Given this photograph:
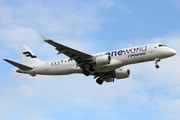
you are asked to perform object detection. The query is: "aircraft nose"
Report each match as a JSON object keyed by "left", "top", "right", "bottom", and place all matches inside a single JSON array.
[{"left": 169, "top": 48, "right": 177, "bottom": 56}]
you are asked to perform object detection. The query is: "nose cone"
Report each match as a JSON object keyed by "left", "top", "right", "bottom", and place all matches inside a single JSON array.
[{"left": 169, "top": 48, "right": 177, "bottom": 56}]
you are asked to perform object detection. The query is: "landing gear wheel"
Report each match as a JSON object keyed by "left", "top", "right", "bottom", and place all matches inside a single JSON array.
[
  {"left": 155, "top": 64, "right": 159, "bottom": 69},
  {"left": 96, "top": 78, "right": 103, "bottom": 85},
  {"left": 83, "top": 70, "right": 90, "bottom": 76}
]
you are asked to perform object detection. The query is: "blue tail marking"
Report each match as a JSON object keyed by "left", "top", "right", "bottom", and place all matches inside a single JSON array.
[{"left": 23, "top": 52, "right": 37, "bottom": 58}]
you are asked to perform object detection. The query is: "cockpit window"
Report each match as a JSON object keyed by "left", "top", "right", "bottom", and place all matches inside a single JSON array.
[{"left": 159, "top": 44, "right": 166, "bottom": 47}]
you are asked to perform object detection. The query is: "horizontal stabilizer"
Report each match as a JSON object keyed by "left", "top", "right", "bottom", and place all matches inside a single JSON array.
[{"left": 3, "top": 59, "right": 33, "bottom": 70}]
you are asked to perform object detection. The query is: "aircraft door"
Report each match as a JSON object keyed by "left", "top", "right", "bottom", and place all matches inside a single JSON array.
[
  {"left": 45, "top": 63, "right": 49, "bottom": 71},
  {"left": 149, "top": 45, "right": 154, "bottom": 53}
]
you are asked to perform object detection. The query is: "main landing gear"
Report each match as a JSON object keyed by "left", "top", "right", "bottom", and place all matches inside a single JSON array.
[
  {"left": 83, "top": 70, "right": 90, "bottom": 76},
  {"left": 155, "top": 58, "right": 160, "bottom": 69},
  {"left": 89, "top": 65, "right": 95, "bottom": 72},
  {"left": 96, "top": 78, "right": 103, "bottom": 85},
  {"left": 83, "top": 70, "right": 103, "bottom": 85},
  {"left": 82, "top": 64, "right": 95, "bottom": 76}
]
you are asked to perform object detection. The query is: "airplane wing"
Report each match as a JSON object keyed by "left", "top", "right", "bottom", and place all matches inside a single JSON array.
[
  {"left": 39, "top": 33, "right": 93, "bottom": 63},
  {"left": 3, "top": 59, "right": 33, "bottom": 70}
]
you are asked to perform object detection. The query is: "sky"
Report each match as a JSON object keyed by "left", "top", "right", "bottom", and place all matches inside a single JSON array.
[{"left": 0, "top": 0, "right": 180, "bottom": 120}]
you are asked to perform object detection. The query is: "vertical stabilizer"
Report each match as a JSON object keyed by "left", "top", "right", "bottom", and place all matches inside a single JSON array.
[{"left": 20, "top": 45, "right": 43, "bottom": 66}]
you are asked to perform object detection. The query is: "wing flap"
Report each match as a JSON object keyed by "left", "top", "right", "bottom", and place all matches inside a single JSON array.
[{"left": 4, "top": 59, "right": 33, "bottom": 70}]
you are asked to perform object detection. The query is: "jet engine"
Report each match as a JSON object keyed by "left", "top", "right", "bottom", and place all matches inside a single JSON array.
[
  {"left": 115, "top": 69, "right": 130, "bottom": 79},
  {"left": 93, "top": 55, "right": 111, "bottom": 66}
]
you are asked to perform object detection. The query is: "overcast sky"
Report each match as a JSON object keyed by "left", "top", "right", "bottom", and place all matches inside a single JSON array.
[{"left": 0, "top": 0, "right": 180, "bottom": 120}]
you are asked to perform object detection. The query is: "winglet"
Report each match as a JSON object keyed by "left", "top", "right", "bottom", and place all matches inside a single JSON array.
[{"left": 39, "top": 32, "right": 50, "bottom": 41}]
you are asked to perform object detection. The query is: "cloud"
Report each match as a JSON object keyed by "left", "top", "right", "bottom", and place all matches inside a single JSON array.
[
  {"left": 100, "top": 0, "right": 115, "bottom": 8},
  {"left": 150, "top": 97, "right": 180, "bottom": 120},
  {"left": 0, "top": 99, "right": 51, "bottom": 120},
  {"left": 123, "top": 33, "right": 180, "bottom": 119},
  {"left": 2, "top": 31, "right": 180, "bottom": 120},
  {"left": 0, "top": 66, "right": 150, "bottom": 119},
  {"left": 1, "top": 84, "right": 35, "bottom": 99},
  {"left": 0, "top": 27, "right": 39, "bottom": 49},
  {"left": 0, "top": 83, "right": 50, "bottom": 120},
  {"left": 105, "top": 31, "right": 180, "bottom": 119},
  {"left": 0, "top": 0, "right": 125, "bottom": 61},
  {"left": 1, "top": 0, "right": 180, "bottom": 120},
  {"left": 0, "top": 0, "right": 102, "bottom": 35}
]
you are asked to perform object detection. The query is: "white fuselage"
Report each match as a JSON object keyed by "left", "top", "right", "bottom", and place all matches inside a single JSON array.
[{"left": 24, "top": 43, "right": 176, "bottom": 76}]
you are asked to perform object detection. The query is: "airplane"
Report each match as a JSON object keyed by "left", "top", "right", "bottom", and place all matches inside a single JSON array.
[{"left": 4, "top": 33, "right": 177, "bottom": 85}]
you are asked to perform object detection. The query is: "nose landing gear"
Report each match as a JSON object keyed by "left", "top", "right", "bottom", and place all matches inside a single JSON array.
[
  {"left": 155, "top": 58, "right": 160, "bottom": 69},
  {"left": 155, "top": 64, "right": 159, "bottom": 69}
]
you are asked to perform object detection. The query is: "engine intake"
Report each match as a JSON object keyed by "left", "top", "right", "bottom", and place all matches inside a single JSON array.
[
  {"left": 93, "top": 55, "right": 111, "bottom": 66},
  {"left": 115, "top": 69, "right": 130, "bottom": 79}
]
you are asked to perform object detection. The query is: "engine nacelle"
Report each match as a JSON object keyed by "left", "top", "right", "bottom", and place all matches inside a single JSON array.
[
  {"left": 93, "top": 55, "right": 111, "bottom": 66},
  {"left": 115, "top": 69, "right": 130, "bottom": 79}
]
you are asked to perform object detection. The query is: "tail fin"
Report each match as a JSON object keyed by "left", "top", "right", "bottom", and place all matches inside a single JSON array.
[{"left": 20, "top": 45, "right": 43, "bottom": 66}]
